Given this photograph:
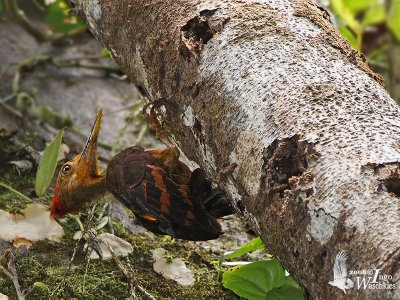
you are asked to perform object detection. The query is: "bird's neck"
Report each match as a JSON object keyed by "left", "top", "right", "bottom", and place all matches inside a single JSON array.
[{"left": 80, "top": 174, "right": 107, "bottom": 199}]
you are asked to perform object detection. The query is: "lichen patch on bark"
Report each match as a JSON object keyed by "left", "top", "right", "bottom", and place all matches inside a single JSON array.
[{"left": 307, "top": 207, "right": 337, "bottom": 245}]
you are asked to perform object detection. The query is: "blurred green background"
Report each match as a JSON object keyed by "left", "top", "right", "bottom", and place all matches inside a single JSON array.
[{"left": 323, "top": 0, "right": 400, "bottom": 103}]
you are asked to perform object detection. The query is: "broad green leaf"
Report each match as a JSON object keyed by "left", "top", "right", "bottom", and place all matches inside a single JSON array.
[
  {"left": 265, "top": 286, "right": 304, "bottom": 300},
  {"left": 342, "top": 0, "right": 375, "bottom": 14},
  {"left": 388, "top": 0, "right": 400, "bottom": 41},
  {"left": 362, "top": 4, "right": 385, "bottom": 26},
  {"left": 0, "top": 0, "right": 4, "bottom": 12},
  {"left": 45, "top": 0, "right": 85, "bottom": 34},
  {"left": 338, "top": 24, "right": 359, "bottom": 50},
  {"left": 34, "top": 282, "right": 50, "bottom": 292},
  {"left": 265, "top": 275, "right": 304, "bottom": 299},
  {"left": 222, "top": 260, "right": 285, "bottom": 300},
  {"left": 224, "top": 237, "right": 265, "bottom": 260},
  {"left": 35, "top": 129, "right": 64, "bottom": 196},
  {"left": 282, "top": 275, "right": 301, "bottom": 289}
]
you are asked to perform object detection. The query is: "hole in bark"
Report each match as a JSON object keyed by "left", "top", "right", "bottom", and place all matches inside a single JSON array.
[
  {"left": 181, "top": 13, "right": 214, "bottom": 45},
  {"left": 383, "top": 178, "right": 400, "bottom": 197},
  {"left": 180, "top": 9, "right": 229, "bottom": 59},
  {"left": 269, "top": 138, "right": 306, "bottom": 184},
  {"left": 262, "top": 135, "right": 317, "bottom": 201},
  {"left": 372, "top": 163, "right": 400, "bottom": 197}
]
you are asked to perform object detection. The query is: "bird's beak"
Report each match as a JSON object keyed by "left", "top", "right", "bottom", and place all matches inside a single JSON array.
[{"left": 80, "top": 107, "right": 103, "bottom": 176}]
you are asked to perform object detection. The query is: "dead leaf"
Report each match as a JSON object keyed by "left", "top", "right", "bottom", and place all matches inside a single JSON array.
[{"left": 152, "top": 248, "right": 194, "bottom": 287}]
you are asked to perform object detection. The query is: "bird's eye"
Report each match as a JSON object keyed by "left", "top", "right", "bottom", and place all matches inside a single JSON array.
[{"left": 62, "top": 164, "right": 72, "bottom": 174}]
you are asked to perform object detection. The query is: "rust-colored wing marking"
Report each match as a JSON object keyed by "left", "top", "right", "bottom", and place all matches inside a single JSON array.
[{"left": 106, "top": 146, "right": 226, "bottom": 240}]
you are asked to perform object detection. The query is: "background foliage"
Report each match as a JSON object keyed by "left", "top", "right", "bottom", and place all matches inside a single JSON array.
[{"left": 324, "top": 0, "right": 400, "bottom": 103}]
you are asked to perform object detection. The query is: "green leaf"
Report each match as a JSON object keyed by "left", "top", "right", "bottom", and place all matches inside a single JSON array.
[
  {"left": 338, "top": 24, "right": 359, "bottom": 50},
  {"left": 342, "top": 0, "right": 375, "bottom": 14},
  {"left": 0, "top": 0, "right": 4, "bottom": 12},
  {"left": 100, "top": 48, "right": 111, "bottom": 58},
  {"left": 331, "top": 0, "right": 363, "bottom": 36},
  {"left": 265, "top": 275, "right": 304, "bottom": 299},
  {"left": 388, "top": 0, "right": 400, "bottom": 41},
  {"left": 265, "top": 286, "right": 304, "bottom": 300},
  {"left": 45, "top": 0, "right": 86, "bottom": 34},
  {"left": 224, "top": 237, "right": 265, "bottom": 260},
  {"left": 281, "top": 275, "right": 301, "bottom": 289},
  {"left": 35, "top": 129, "right": 64, "bottom": 196},
  {"left": 222, "top": 260, "right": 285, "bottom": 300},
  {"left": 34, "top": 282, "right": 50, "bottom": 292},
  {"left": 362, "top": 4, "right": 385, "bottom": 26}
]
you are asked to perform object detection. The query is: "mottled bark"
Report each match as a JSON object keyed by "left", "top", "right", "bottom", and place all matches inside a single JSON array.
[{"left": 72, "top": 0, "right": 400, "bottom": 299}]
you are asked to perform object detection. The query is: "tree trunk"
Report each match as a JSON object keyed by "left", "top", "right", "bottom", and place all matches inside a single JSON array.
[{"left": 72, "top": 0, "right": 400, "bottom": 299}]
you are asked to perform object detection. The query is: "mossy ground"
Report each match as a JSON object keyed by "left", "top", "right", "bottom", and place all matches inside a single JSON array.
[
  {"left": 0, "top": 173, "right": 35, "bottom": 213},
  {"left": 0, "top": 128, "right": 238, "bottom": 299},
  {"left": 0, "top": 171, "right": 237, "bottom": 300}
]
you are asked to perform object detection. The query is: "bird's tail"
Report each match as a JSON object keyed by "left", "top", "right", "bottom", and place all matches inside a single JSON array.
[{"left": 188, "top": 168, "right": 234, "bottom": 218}]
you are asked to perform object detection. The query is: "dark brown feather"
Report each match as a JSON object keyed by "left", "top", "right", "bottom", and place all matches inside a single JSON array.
[{"left": 106, "top": 146, "right": 227, "bottom": 240}]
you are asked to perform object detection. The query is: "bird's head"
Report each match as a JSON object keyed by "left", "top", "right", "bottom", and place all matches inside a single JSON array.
[{"left": 50, "top": 108, "right": 106, "bottom": 218}]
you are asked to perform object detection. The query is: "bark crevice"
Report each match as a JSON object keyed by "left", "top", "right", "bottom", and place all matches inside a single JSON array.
[
  {"left": 180, "top": 8, "right": 229, "bottom": 60},
  {"left": 374, "top": 162, "right": 400, "bottom": 197},
  {"left": 260, "top": 135, "right": 317, "bottom": 207}
]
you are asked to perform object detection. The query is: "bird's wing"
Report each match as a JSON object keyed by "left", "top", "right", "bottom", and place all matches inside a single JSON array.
[
  {"left": 106, "top": 146, "right": 148, "bottom": 189},
  {"left": 145, "top": 148, "right": 191, "bottom": 184},
  {"left": 333, "top": 251, "right": 349, "bottom": 280},
  {"left": 107, "top": 147, "right": 222, "bottom": 240}
]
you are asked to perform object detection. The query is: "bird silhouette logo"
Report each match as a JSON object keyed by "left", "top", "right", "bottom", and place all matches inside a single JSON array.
[{"left": 328, "top": 251, "right": 354, "bottom": 294}]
